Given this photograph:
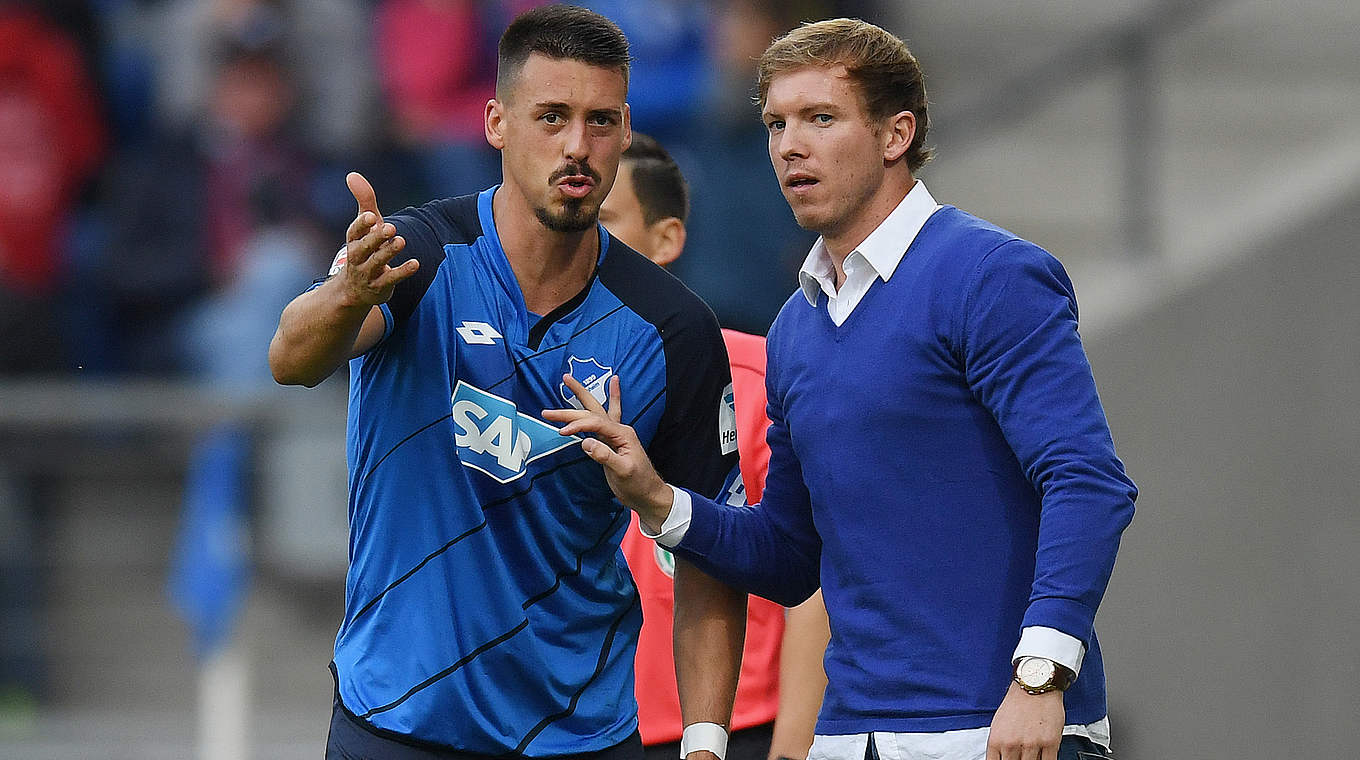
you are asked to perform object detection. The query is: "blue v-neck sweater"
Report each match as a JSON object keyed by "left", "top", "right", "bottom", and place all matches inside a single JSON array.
[{"left": 673, "top": 206, "right": 1137, "bottom": 734}]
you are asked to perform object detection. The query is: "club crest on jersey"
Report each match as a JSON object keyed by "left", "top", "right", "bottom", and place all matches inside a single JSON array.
[
  {"left": 560, "top": 356, "right": 614, "bottom": 409},
  {"left": 718, "top": 382, "right": 738, "bottom": 455},
  {"left": 451, "top": 381, "right": 578, "bottom": 483}
]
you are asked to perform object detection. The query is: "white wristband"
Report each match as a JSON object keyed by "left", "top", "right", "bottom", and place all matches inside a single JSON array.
[{"left": 679, "top": 722, "right": 728, "bottom": 759}]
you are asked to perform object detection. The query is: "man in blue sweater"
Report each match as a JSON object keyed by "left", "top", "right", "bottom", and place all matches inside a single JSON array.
[{"left": 547, "top": 17, "right": 1136, "bottom": 760}]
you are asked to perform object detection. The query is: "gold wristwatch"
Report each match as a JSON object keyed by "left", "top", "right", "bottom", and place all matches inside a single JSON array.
[{"left": 1012, "top": 656, "right": 1074, "bottom": 695}]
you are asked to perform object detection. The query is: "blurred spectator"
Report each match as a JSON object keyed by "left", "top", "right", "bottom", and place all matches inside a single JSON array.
[
  {"left": 371, "top": 0, "right": 510, "bottom": 196},
  {"left": 149, "top": 0, "right": 377, "bottom": 157},
  {"left": 98, "top": 26, "right": 321, "bottom": 378},
  {"left": 669, "top": 0, "right": 817, "bottom": 334},
  {"left": 0, "top": 4, "right": 106, "bottom": 374},
  {"left": 577, "top": 0, "right": 712, "bottom": 146}
]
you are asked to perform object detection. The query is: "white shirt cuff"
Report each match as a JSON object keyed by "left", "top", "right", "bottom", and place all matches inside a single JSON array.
[
  {"left": 639, "top": 485, "right": 692, "bottom": 548},
  {"left": 1012, "top": 626, "right": 1086, "bottom": 677}
]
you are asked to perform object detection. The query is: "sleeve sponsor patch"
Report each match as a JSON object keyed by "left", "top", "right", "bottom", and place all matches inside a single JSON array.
[
  {"left": 718, "top": 382, "right": 738, "bottom": 455},
  {"left": 327, "top": 245, "right": 348, "bottom": 277}
]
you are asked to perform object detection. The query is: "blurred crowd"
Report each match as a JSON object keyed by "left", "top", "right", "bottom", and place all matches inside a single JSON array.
[{"left": 0, "top": 0, "right": 894, "bottom": 384}]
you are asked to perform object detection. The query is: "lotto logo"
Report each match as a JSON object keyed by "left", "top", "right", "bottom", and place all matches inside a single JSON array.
[
  {"left": 451, "top": 381, "right": 577, "bottom": 483},
  {"left": 457, "top": 321, "right": 503, "bottom": 345}
]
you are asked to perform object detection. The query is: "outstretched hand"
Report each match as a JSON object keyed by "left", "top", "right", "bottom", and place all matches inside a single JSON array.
[
  {"left": 337, "top": 171, "right": 419, "bottom": 307},
  {"left": 543, "top": 375, "right": 675, "bottom": 531}
]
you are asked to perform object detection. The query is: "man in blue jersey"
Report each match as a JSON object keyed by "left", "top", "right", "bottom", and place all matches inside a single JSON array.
[
  {"left": 548, "top": 18, "right": 1137, "bottom": 760},
  {"left": 269, "top": 6, "right": 744, "bottom": 758}
]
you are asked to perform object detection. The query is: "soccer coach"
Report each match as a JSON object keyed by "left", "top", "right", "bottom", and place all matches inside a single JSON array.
[{"left": 548, "top": 17, "right": 1137, "bottom": 760}]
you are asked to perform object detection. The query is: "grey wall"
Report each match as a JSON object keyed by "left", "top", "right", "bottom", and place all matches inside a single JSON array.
[{"left": 1085, "top": 190, "right": 1360, "bottom": 759}]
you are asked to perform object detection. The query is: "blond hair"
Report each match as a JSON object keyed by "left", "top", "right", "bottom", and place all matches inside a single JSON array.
[{"left": 757, "top": 18, "right": 933, "bottom": 172}]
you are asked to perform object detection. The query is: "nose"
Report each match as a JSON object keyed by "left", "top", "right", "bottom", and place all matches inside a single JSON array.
[
  {"left": 775, "top": 123, "right": 807, "bottom": 162},
  {"left": 563, "top": 119, "right": 590, "bottom": 163}
]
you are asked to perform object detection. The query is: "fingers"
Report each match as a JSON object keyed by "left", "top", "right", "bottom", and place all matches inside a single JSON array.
[
  {"left": 986, "top": 733, "right": 1057, "bottom": 760},
  {"left": 562, "top": 374, "right": 607, "bottom": 414},
  {"left": 347, "top": 217, "right": 397, "bottom": 266},
  {"left": 371, "top": 256, "right": 419, "bottom": 290},
  {"left": 347, "top": 171, "right": 380, "bottom": 216},
  {"left": 364, "top": 233, "right": 406, "bottom": 270},
  {"left": 580, "top": 437, "right": 617, "bottom": 466},
  {"left": 546, "top": 410, "right": 614, "bottom": 439},
  {"left": 606, "top": 375, "right": 621, "bottom": 422}
]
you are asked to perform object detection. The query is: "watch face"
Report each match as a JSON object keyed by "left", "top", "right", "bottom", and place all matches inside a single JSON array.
[{"left": 1017, "top": 657, "right": 1055, "bottom": 687}]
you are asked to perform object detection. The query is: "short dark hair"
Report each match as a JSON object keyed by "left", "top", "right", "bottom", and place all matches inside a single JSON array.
[
  {"left": 622, "top": 133, "right": 688, "bottom": 225},
  {"left": 497, "top": 5, "right": 630, "bottom": 97}
]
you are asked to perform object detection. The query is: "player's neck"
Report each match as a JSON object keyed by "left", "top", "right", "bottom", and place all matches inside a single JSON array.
[{"left": 493, "top": 187, "right": 599, "bottom": 315}]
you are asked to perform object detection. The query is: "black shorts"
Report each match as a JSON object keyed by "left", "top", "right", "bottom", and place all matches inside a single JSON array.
[{"left": 326, "top": 697, "right": 645, "bottom": 760}]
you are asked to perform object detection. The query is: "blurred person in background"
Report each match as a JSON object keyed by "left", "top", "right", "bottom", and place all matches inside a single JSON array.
[
  {"left": 599, "top": 132, "right": 830, "bottom": 760},
  {"left": 149, "top": 0, "right": 376, "bottom": 158},
  {"left": 0, "top": 2, "right": 105, "bottom": 374},
  {"left": 575, "top": 0, "right": 710, "bottom": 149},
  {"left": 668, "top": 0, "right": 817, "bottom": 335},
  {"left": 99, "top": 20, "right": 321, "bottom": 377},
  {"left": 0, "top": 0, "right": 106, "bottom": 725},
  {"left": 270, "top": 7, "right": 744, "bottom": 757},
  {"left": 373, "top": 0, "right": 548, "bottom": 198},
  {"left": 548, "top": 18, "right": 1136, "bottom": 760}
]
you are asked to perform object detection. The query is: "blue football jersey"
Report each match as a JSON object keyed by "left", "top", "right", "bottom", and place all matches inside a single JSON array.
[{"left": 328, "top": 187, "right": 736, "bottom": 755}]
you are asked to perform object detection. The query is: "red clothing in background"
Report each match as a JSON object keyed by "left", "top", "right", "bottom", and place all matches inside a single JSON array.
[
  {"left": 623, "top": 329, "right": 783, "bottom": 745},
  {"left": 0, "top": 8, "right": 104, "bottom": 294}
]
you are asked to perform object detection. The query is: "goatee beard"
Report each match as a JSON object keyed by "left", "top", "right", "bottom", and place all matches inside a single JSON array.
[{"left": 536, "top": 201, "right": 597, "bottom": 233}]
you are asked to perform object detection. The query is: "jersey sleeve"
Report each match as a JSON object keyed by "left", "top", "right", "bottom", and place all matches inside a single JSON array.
[
  {"left": 646, "top": 306, "right": 739, "bottom": 502},
  {"left": 381, "top": 205, "right": 449, "bottom": 330},
  {"left": 305, "top": 200, "right": 453, "bottom": 342},
  {"left": 669, "top": 333, "right": 822, "bottom": 607}
]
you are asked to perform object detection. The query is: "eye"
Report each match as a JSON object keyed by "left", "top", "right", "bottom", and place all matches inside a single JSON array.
[
  {"left": 589, "top": 114, "right": 616, "bottom": 127},
  {"left": 813, "top": 113, "right": 833, "bottom": 124},
  {"left": 541, "top": 112, "right": 563, "bottom": 125},
  {"left": 765, "top": 119, "right": 785, "bottom": 133}
]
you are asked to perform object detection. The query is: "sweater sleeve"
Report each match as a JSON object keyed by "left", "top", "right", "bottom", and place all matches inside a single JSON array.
[
  {"left": 669, "top": 337, "right": 822, "bottom": 607},
  {"left": 959, "top": 241, "right": 1137, "bottom": 647}
]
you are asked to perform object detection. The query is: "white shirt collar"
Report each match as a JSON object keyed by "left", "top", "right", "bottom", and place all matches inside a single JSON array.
[{"left": 797, "top": 180, "right": 942, "bottom": 306}]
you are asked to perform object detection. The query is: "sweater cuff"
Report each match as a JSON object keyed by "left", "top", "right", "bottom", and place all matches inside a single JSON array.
[
  {"left": 1020, "top": 597, "right": 1097, "bottom": 647},
  {"left": 640, "top": 485, "right": 691, "bottom": 548},
  {"left": 674, "top": 487, "right": 718, "bottom": 557}
]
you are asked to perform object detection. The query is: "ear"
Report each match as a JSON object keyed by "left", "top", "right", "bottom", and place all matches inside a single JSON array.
[
  {"left": 485, "top": 99, "right": 506, "bottom": 150},
  {"left": 646, "top": 217, "right": 685, "bottom": 267},
  {"left": 882, "top": 110, "right": 916, "bottom": 163},
  {"left": 621, "top": 102, "right": 633, "bottom": 152}
]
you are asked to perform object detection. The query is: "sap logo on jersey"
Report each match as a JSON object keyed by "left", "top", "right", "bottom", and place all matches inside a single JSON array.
[
  {"left": 560, "top": 356, "right": 613, "bottom": 410},
  {"left": 451, "top": 381, "right": 578, "bottom": 483}
]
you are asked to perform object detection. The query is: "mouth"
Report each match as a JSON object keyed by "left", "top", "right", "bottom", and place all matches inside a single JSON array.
[
  {"left": 784, "top": 173, "right": 819, "bottom": 193},
  {"left": 551, "top": 163, "right": 600, "bottom": 201},
  {"left": 557, "top": 175, "right": 596, "bottom": 199}
]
